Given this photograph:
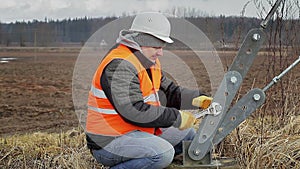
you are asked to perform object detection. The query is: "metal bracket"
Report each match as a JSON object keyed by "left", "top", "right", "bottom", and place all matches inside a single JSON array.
[
  {"left": 187, "top": 24, "right": 267, "bottom": 161},
  {"left": 183, "top": 141, "right": 238, "bottom": 168},
  {"left": 213, "top": 88, "right": 266, "bottom": 145},
  {"left": 183, "top": 0, "right": 283, "bottom": 166},
  {"left": 188, "top": 26, "right": 267, "bottom": 161},
  {"left": 229, "top": 28, "right": 266, "bottom": 79},
  {"left": 188, "top": 71, "right": 242, "bottom": 160}
]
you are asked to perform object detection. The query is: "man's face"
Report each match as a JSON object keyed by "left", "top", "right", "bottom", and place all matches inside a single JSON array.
[{"left": 141, "top": 46, "right": 163, "bottom": 62}]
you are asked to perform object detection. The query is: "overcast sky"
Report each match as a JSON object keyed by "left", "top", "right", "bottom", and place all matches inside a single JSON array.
[{"left": 1, "top": 0, "right": 276, "bottom": 23}]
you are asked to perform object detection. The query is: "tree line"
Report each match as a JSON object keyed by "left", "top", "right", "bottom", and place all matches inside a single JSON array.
[
  {"left": 0, "top": 16, "right": 299, "bottom": 48},
  {"left": 0, "top": 17, "right": 116, "bottom": 47}
]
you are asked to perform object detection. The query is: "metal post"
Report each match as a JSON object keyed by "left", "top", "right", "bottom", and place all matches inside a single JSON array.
[
  {"left": 260, "top": 0, "right": 283, "bottom": 29},
  {"left": 263, "top": 56, "right": 300, "bottom": 92}
]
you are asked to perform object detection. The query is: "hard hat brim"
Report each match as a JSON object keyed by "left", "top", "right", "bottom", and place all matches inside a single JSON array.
[
  {"left": 156, "top": 35, "right": 174, "bottom": 44},
  {"left": 130, "top": 28, "right": 174, "bottom": 44},
  {"left": 151, "top": 34, "right": 174, "bottom": 44}
]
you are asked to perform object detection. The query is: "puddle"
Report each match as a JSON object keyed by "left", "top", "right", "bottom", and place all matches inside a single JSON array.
[
  {"left": 0, "top": 57, "right": 18, "bottom": 63},
  {"left": 0, "top": 57, "right": 33, "bottom": 63}
]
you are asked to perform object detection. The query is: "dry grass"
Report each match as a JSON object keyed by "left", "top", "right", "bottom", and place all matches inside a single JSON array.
[
  {"left": 1, "top": 113, "right": 299, "bottom": 168},
  {"left": 0, "top": 127, "right": 106, "bottom": 169},
  {"left": 223, "top": 115, "right": 300, "bottom": 169},
  {"left": 220, "top": 86, "right": 300, "bottom": 168}
]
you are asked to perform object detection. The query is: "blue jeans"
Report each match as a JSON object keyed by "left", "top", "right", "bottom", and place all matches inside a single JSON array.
[{"left": 91, "top": 127, "right": 195, "bottom": 169}]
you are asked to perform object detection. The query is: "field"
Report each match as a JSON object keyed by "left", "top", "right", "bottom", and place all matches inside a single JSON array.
[
  {"left": 0, "top": 47, "right": 79, "bottom": 136},
  {"left": 0, "top": 47, "right": 300, "bottom": 168}
]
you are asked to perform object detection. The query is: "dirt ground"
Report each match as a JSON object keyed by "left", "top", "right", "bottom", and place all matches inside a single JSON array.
[
  {"left": 0, "top": 47, "right": 299, "bottom": 136},
  {"left": 0, "top": 48, "right": 80, "bottom": 136}
]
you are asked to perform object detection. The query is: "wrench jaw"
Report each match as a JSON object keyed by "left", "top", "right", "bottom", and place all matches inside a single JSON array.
[{"left": 193, "top": 102, "right": 222, "bottom": 119}]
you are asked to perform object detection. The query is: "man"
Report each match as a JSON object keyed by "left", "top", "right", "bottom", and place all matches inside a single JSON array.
[{"left": 86, "top": 12, "right": 212, "bottom": 169}]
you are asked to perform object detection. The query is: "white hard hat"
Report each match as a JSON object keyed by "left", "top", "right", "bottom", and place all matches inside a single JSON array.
[{"left": 130, "top": 12, "right": 173, "bottom": 43}]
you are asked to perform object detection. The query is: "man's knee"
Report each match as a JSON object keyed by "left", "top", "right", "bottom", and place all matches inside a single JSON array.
[{"left": 151, "top": 147, "right": 175, "bottom": 169}]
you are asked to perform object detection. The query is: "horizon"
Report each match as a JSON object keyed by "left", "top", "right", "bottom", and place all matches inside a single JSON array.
[
  {"left": 1, "top": 14, "right": 262, "bottom": 24},
  {"left": 0, "top": 0, "right": 279, "bottom": 24}
]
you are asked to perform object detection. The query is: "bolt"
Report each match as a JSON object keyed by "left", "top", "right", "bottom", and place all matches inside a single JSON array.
[
  {"left": 253, "top": 94, "right": 261, "bottom": 101},
  {"left": 230, "top": 76, "right": 237, "bottom": 84},
  {"left": 194, "top": 149, "right": 201, "bottom": 156},
  {"left": 252, "top": 33, "right": 261, "bottom": 41},
  {"left": 215, "top": 104, "right": 222, "bottom": 112}
]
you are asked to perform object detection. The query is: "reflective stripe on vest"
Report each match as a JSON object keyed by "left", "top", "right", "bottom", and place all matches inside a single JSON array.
[
  {"left": 91, "top": 84, "right": 159, "bottom": 103},
  {"left": 88, "top": 106, "right": 118, "bottom": 115},
  {"left": 90, "top": 85, "right": 106, "bottom": 98},
  {"left": 143, "top": 92, "right": 159, "bottom": 103}
]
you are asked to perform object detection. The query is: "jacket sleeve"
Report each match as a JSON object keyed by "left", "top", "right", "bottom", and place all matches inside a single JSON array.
[
  {"left": 159, "top": 72, "right": 206, "bottom": 110},
  {"left": 100, "top": 59, "right": 181, "bottom": 128}
]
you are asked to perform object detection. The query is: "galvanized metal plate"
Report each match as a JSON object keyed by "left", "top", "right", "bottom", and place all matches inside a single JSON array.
[
  {"left": 182, "top": 141, "right": 238, "bottom": 169},
  {"left": 213, "top": 88, "right": 266, "bottom": 145},
  {"left": 188, "top": 71, "right": 242, "bottom": 160}
]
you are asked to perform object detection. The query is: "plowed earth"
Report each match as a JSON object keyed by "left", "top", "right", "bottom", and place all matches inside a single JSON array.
[{"left": 1, "top": 47, "right": 299, "bottom": 136}]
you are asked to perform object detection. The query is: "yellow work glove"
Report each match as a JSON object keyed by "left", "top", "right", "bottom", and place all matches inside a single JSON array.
[
  {"left": 192, "top": 96, "right": 213, "bottom": 109},
  {"left": 178, "top": 111, "right": 196, "bottom": 130}
]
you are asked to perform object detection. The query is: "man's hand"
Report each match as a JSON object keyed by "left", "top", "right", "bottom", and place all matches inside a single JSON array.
[
  {"left": 192, "top": 96, "right": 213, "bottom": 109},
  {"left": 178, "top": 111, "right": 196, "bottom": 130}
]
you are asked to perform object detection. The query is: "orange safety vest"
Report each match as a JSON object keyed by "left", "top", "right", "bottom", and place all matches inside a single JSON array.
[{"left": 86, "top": 44, "right": 162, "bottom": 136}]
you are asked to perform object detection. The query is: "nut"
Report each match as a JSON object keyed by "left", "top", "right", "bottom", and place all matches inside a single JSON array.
[
  {"left": 252, "top": 33, "right": 261, "bottom": 41},
  {"left": 230, "top": 76, "right": 237, "bottom": 84},
  {"left": 253, "top": 94, "right": 261, "bottom": 101},
  {"left": 194, "top": 149, "right": 201, "bottom": 156}
]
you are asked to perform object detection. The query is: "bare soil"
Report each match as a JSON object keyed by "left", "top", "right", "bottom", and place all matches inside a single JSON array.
[
  {"left": 0, "top": 48, "right": 79, "bottom": 136},
  {"left": 0, "top": 47, "right": 299, "bottom": 136}
]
